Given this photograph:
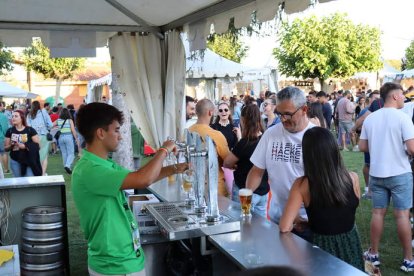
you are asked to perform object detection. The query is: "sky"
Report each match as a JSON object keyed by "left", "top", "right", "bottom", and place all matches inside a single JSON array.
[{"left": 242, "top": 0, "right": 414, "bottom": 68}]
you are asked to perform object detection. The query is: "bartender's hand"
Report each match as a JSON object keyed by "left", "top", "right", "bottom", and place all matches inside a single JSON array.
[
  {"left": 161, "top": 140, "right": 177, "bottom": 155},
  {"left": 175, "top": 163, "right": 189, "bottom": 174}
]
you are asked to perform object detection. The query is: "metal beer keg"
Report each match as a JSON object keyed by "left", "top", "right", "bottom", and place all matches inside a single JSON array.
[{"left": 21, "top": 206, "right": 65, "bottom": 275}]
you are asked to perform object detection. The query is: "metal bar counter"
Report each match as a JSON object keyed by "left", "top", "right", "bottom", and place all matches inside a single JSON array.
[{"left": 148, "top": 178, "right": 366, "bottom": 276}]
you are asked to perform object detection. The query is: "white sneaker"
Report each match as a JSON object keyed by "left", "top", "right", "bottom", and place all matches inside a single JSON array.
[{"left": 352, "top": 145, "right": 360, "bottom": 152}]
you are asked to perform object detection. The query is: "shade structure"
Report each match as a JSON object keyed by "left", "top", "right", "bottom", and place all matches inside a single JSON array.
[{"left": 0, "top": 81, "right": 38, "bottom": 99}]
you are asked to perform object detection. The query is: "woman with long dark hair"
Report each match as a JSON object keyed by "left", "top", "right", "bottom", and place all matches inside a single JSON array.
[
  {"left": 307, "top": 102, "right": 326, "bottom": 128},
  {"left": 211, "top": 102, "right": 238, "bottom": 150},
  {"left": 279, "top": 127, "right": 363, "bottom": 270},
  {"left": 229, "top": 96, "right": 241, "bottom": 127},
  {"left": 223, "top": 105, "right": 269, "bottom": 217},
  {"left": 26, "top": 100, "right": 52, "bottom": 175},
  {"left": 53, "top": 108, "right": 80, "bottom": 174},
  {"left": 4, "top": 110, "right": 41, "bottom": 176}
]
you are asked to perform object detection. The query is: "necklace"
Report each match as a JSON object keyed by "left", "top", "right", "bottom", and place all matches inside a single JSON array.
[{"left": 218, "top": 120, "right": 229, "bottom": 127}]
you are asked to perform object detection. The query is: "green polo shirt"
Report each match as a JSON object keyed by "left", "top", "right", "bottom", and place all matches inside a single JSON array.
[{"left": 72, "top": 150, "right": 145, "bottom": 274}]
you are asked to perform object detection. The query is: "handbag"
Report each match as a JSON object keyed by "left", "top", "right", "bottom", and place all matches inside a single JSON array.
[
  {"left": 54, "top": 119, "right": 67, "bottom": 140},
  {"left": 40, "top": 110, "right": 53, "bottom": 141}
]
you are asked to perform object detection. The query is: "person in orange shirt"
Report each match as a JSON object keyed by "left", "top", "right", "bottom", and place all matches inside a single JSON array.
[{"left": 189, "top": 99, "right": 230, "bottom": 197}]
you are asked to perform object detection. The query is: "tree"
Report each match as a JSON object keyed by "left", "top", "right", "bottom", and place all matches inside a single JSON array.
[
  {"left": 22, "top": 39, "right": 84, "bottom": 104},
  {"left": 273, "top": 13, "right": 382, "bottom": 87},
  {"left": 207, "top": 33, "right": 248, "bottom": 63},
  {"left": 0, "top": 42, "right": 14, "bottom": 75},
  {"left": 404, "top": 40, "right": 414, "bottom": 69}
]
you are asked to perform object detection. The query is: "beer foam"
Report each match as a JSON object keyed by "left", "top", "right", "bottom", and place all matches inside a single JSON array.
[{"left": 239, "top": 188, "right": 252, "bottom": 196}]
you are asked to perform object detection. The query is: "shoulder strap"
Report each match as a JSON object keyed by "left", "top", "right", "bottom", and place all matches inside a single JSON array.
[{"left": 60, "top": 119, "right": 68, "bottom": 130}]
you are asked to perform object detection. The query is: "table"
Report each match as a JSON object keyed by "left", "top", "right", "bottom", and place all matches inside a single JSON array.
[
  {"left": 148, "top": 178, "right": 367, "bottom": 276},
  {"left": 0, "top": 245, "right": 20, "bottom": 276}
]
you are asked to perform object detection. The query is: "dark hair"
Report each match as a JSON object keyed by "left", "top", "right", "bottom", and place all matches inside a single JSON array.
[
  {"left": 29, "top": 101, "right": 41, "bottom": 119},
  {"left": 52, "top": 106, "right": 59, "bottom": 113},
  {"left": 308, "top": 91, "right": 316, "bottom": 96},
  {"left": 369, "top": 90, "right": 379, "bottom": 98},
  {"left": 13, "top": 109, "right": 27, "bottom": 127},
  {"left": 380, "top": 82, "right": 403, "bottom": 100},
  {"left": 67, "top": 104, "right": 75, "bottom": 110},
  {"left": 44, "top": 102, "right": 50, "bottom": 108},
  {"left": 229, "top": 96, "right": 237, "bottom": 114},
  {"left": 241, "top": 105, "right": 263, "bottom": 141},
  {"left": 186, "top": 96, "right": 195, "bottom": 104},
  {"left": 316, "top": 91, "right": 327, "bottom": 98},
  {"left": 57, "top": 103, "right": 62, "bottom": 106},
  {"left": 76, "top": 103, "right": 124, "bottom": 144},
  {"left": 59, "top": 108, "right": 72, "bottom": 120},
  {"left": 265, "top": 91, "right": 272, "bottom": 98},
  {"left": 302, "top": 127, "right": 353, "bottom": 208},
  {"left": 307, "top": 102, "right": 326, "bottom": 128}
]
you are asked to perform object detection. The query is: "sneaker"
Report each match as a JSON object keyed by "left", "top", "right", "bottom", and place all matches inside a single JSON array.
[
  {"left": 353, "top": 145, "right": 360, "bottom": 152},
  {"left": 64, "top": 167, "right": 72, "bottom": 175},
  {"left": 343, "top": 147, "right": 350, "bottom": 152},
  {"left": 4, "top": 169, "right": 10, "bottom": 174},
  {"left": 363, "top": 249, "right": 380, "bottom": 266},
  {"left": 401, "top": 259, "right": 414, "bottom": 272}
]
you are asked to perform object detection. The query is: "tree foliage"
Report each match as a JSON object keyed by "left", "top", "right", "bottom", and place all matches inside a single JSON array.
[
  {"left": 207, "top": 33, "right": 248, "bottom": 63},
  {"left": 22, "top": 39, "right": 84, "bottom": 81},
  {"left": 0, "top": 42, "right": 14, "bottom": 75},
  {"left": 273, "top": 13, "right": 382, "bottom": 83},
  {"left": 404, "top": 40, "right": 414, "bottom": 70}
]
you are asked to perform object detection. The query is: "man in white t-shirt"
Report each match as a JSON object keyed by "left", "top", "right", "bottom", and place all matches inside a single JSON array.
[
  {"left": 359, "top": 82, "right": 414, "bottom": 272},
  {"left": 247, "top": 86, "right": 315, "bottom": 240}
]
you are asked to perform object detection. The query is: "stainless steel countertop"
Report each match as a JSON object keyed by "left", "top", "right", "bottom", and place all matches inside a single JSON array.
[
  {"left": 148, "top": 178, "right": 367, "bottom": 275},
  {"left": 0, "top": 175, "right": 65, "bottom": 189}
]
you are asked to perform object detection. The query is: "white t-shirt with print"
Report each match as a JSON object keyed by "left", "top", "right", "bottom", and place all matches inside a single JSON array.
[
  {"left": 360, "top": 107, "right": 414, "bottom": 178},
  {"left": 250, "top": 122, "right": 315, "bottom": 223}
]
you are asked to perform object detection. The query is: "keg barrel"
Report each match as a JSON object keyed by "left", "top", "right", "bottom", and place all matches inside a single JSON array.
[{"left": 21, "top": 206, "right": 66, "bottom": 275}]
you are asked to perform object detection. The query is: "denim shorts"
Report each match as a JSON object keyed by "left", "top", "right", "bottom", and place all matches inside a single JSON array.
[
  {"left": 370, "top": 172, "right": 413, "bottom": 210},
  {"left": 0, "top": 141, "right": 5, "bottom": 154},
  {"left": 364, "top": 152, "right": 370, "bottom": 166},
  {"left": 339, "top": 120, "right": 354, "bottom": 134}
]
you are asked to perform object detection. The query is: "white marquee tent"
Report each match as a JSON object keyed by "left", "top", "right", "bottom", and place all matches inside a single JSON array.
[
  {"left": 0, "top": 81, "right": 38, "bottom": 99},
  {"left": 0, "top": 0, "right": 334, "bottom": 147}
]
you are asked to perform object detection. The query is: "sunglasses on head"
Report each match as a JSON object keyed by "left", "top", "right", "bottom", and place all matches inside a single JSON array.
[{"left": 219, "top": 108, "right": 229, "bottom": 113}]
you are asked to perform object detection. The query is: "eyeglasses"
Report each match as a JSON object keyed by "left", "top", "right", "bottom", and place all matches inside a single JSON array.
[
  {"left": 219, "top": 109, "right": 229, "bottom": 113},
  {"left": 276, "top": 106, "right": 304, "bottom": 120},
  {"left": 263, "top": 102, "right": 273, "bottom": 107}
]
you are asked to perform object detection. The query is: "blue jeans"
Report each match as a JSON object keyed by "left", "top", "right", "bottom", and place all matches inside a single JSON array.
[
  {"left": 10, "top": 158, "right": 34, "bottom": 177},
  {"left": 232, "top": 184, "right": 268, "bottom": 218},
  {"left": 59, "top": 134, "right": 75, "bottom": 168},
  {"left": 370, "top": 172, "right": 413, "bottom": 210}
]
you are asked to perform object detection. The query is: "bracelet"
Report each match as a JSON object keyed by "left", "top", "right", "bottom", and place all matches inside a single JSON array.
[{"left": 158, "top": 147, "right": 168, "bottom": 156}]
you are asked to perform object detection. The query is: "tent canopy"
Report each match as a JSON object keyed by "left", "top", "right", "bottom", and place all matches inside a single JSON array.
[
  {"left": 0, "top": 81, "right": 38, "bottom": 99},
  {"left": 0, "top": 0, "right": 335, "bottom": 54}
]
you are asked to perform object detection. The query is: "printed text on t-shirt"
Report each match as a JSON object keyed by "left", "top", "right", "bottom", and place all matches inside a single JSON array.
[{"left": 271, "top": 142, "right": 302, "bottom": 163}]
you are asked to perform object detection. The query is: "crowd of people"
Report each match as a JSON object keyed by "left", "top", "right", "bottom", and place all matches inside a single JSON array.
[
  {"left": 0, "top": 100, "right": 84, "bottom": 177},
  {"left": 63, "top": 82, "right": 414, "bottom": 275},
  {"left": 183, "top": 83, "right": 414, "bottom": 273}
]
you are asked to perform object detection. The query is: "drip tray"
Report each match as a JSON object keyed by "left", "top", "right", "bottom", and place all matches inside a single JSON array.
[{"left": 145, "top": 202, "right": 240, "bottom": 240}]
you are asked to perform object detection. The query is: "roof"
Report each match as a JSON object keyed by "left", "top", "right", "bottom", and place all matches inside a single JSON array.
[{"left": 0, "top": 0, "right": 335, "bottom": 54}]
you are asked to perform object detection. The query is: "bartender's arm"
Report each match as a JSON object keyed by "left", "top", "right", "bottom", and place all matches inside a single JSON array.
[
  {"left": 121, "top": 140, "right": 188, "bottom": 190},
  {"left": 246, "top": 165, "right": 265, "bottom": 192}
]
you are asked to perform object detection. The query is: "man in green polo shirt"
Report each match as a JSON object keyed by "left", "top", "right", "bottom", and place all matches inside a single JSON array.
[{"left": 72, "top": 103, "right": 187, "bottom": 276}]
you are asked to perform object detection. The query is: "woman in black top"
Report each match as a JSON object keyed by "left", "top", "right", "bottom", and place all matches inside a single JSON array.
[
  {"left": 211, "top": 102, "right": 238, "bottom": 150},
  {"left": 279, "top": 127, "right": 363, "bottom": 270},
  {"left": 223, "top": 105, "right": 269, "bottom": 218},
  {"left": 5, "top": 110, "right": 41, "bottom": 177}
]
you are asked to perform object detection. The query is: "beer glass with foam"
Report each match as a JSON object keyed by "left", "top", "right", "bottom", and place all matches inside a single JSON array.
[{"left": 239, "top": 188, "right": 253, "bottom": 217}]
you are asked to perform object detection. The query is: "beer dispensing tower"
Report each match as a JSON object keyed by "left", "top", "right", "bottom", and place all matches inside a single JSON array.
[{"left": 144, "top": 131, "right": 240, "bottom": 240}]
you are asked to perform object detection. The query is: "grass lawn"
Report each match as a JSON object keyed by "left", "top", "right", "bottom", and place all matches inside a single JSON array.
[{"left": 27, "top": 151, "right": 408, "bottom": 275}]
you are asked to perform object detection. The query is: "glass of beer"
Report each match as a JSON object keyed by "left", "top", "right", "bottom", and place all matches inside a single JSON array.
[
  {"left": 182, "top": 169, "right": 194, "bottom": 202},
  {"left": 239, "top": 188, "right": 253, "bottom": 217}
]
